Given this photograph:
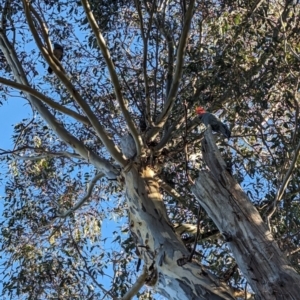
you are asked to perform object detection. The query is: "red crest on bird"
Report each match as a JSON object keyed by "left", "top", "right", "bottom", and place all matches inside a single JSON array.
[{"left": 196, "top": 107, "right": 206, "bottom": 115}]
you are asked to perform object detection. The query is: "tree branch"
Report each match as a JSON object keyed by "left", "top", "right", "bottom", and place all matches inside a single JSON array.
[
  {"left": 182, "top": 229, "right": 220, "bottom": 243},
  {"left": 0, "top": 76, "right": 90, "bottom": 125},
  {"left": 118, "top": 266, "right": 148, "bottom": 300},
  {"left": 266, "top": 138, "right": 300, "bottom": 230},
  {"left": 154, "top": 115, "right": 199, "bottom": 152},
  {"left": 0, "top": 147, "right": 82, "bottom": 161},
  {"left": 0, "top": 0, "right": 10, "bottom": 32},
  {"left": 22, "top": 2, "right": 63, "bottom": 76},
  {"left": 135, "top": 0, "right": 155, "bottom": 127},
  {"left": 22, "top": 0, "right": 127, "bottom": 166},
  {"left": 0, "top": 29, "right": 119, "bottom": 179},
  {"left": 147, "top": 0, "right": 195, "bottom": 141},
  {"left": 146, "top": 0, "right": 174, "bottom": 99},
  {"left": 174, "top": 223, "right": 198, "bottom": 235},
  {"left": 157, "top": 177, "right": 189, "bottom": 206},
  {"left": 29, "top": 2, "right": 52, "bottom": 51},
  {"left": 191, "top": 126, "right": 300, "bottom": 298},
  {"left": 12, "top": 151, "right": 81, "bottom": 161},
  {"left": 287, "top": 247, "right": 300, "bottom": 256},
  {"left": 80, "top": 0, "right": 144, "bottom": 157},
  {"left": 57, "top": 172, "right": 104, "bottom": 218}
]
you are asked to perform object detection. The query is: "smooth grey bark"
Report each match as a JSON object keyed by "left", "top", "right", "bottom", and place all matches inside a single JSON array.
[
  {"left": 120, "top": 136, "right": 234, "bottom": 300},
  {"left": 124, "top": 166, "right": 234, "bottom": 300},
  {"left": 191, "top": 127, "right": 300, "bottom": 300}
]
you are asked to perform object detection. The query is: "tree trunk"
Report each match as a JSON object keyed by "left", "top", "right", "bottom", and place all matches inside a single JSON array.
[
  {"left": 191, "top": 127, "right": 300, "bottom": 300},
  {"left": 124, "top": 165, "right": 235, "bottom": 299}
]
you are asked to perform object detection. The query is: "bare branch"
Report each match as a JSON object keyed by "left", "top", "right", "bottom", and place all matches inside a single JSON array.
[
  {"left": 266, "top": 138, "right": 300, "bottom": 230},
  {"left": 0, "top": 147, "right": 82, "bottom": 161},
  {"left": 135, "top": 0, "right": 155, "bottom": 126},
  {"left": 174, "top": 223, "right": 198, "bottom": 235},
  {"left": 22, "top": 0, "right": 127, "bottom": 166},
  {"left": 151, "top": 79, "right": 208, "bottom": 152},
  {"left": 287, "top": 247, "right": 300, "bottom": 257},
  {"left": 12, "top": 151, "right": 81, "bottom": 161},
  {"left": 0, "top": 76, "right": 90, "bottom": 125},
  {"left": 57, "top": 172, "right": 104, "bottom": 218},
  {"left": 157, "top": 177, "right": 189, "bottom": 206},
  {"left": 0, "top": 29, "right": 118, "bottom": 179},
  {"left": 80, "top": 0, "right": 144, "bottom": 157},
  {"left": 147, "top": 0, "right": 195, "bottom": 141},
  {"left": 29, "top": 3, "right": 52, "bottom": 51},
  {"left": 22, "top": 1, "right": 63, "bottom": 75},
  {"left": 183, "top": 101, "right": 194, "bottom": 184},
  {"left": 145, "top": 0, "right": 174, "bottom": 99},
  {"left": 154, "top": 114, "right": 199, "bottom": 152},
  {"left": 1, "top": 0, "right": 10, "bottom": 31},
  {"left": 119, "top": 266, "right": 148, "bottom": 300}
]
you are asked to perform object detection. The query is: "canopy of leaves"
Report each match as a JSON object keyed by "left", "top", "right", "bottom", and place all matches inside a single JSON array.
[{"left": 0, "top": 0, "right": 299, "bottom": 299}]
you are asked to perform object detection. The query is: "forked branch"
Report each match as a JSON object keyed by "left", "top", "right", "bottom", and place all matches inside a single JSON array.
[
  {"left": 57, "top": 172, "right": 104, "bottom": 218},
  {"left": 22, "top": 0, "right": 127, "bottom": 166},
  {"left": 147, "top": 0, "right": 195, "bottom": 141},
  {"left": 0, "top": 28, "right": 118, "bottom": 179},
  {"left": 80, "top": 0, "right": 144, "bottom": 157}
]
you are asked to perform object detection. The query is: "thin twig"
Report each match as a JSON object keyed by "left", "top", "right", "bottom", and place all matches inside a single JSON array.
[
  {"left": 12, "top": 115, "right": 35, "bottom": 151},
  {"left": 266, "top": 139, "right": 300, "bottom": 231},
  {"left": 57, "top": 172, "right": 104, "bottom": 218},
  {"left": 135, "top": 0, "right": 155, "bottom": 127},
  {"left": 12, "top": 151, "right": 81, "bottom": 161},
  {"left": 183, "top": 101, "right": 194, "bottom": 184},
  {"left": 0, "top": 76, "right": 90, "bottom": 125},
  {"left": 120, "top": 266, "right": 148, "bottom": 300},
  {"left": 189, "top": 207, "right": 201, "bottom": 261},
  {"left": 69, "top": 225, "right": 115, "bottom": 298}
]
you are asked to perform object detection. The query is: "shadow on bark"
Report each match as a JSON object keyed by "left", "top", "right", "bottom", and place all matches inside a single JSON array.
[
  {"left": 191, "top": 126, "right": 300, "bottom": 300},
  {"left": 121, "top": 134, "right": 235, "bottom": 300}
]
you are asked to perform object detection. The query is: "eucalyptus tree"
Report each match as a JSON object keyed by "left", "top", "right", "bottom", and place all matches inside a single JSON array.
[{"left": 0, "top": 0, "right": 300, "bottom": 299}]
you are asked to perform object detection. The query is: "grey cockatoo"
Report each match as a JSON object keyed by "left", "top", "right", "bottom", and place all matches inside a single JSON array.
[
  {"left": 48, "top": 43, "right": 64, "bottom": 74},
  {"left": 196, "top": 107, "right": 231, "bottom": 139}
]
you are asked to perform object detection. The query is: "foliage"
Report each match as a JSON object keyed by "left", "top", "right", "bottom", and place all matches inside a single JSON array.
[{"left": 0, "top": 0, "right": 299, "bottom": 299}]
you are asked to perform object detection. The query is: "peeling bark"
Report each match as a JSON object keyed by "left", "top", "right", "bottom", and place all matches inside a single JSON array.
[
  {"left": 191, "top": 127, "right": 300, "bottom": 300},
  {"left": 118, "top": 134, "right": 234, "bottom": 299},
  {"left": 123, "top": 165, "right": 234, "bottom": 300}
]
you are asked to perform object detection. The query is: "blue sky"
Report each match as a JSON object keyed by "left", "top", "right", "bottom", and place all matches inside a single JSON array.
[
  {"left": 0, "top": 98, "right": 32, "bottom": 294},
  {"left": 0, "top": 97, "right": 32, "bottom": 195}
]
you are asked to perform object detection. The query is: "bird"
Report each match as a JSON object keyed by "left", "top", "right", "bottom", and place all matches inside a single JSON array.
[
  {"left": 196, "top": 107, "right": 231, "bottom": 139},
  {"left": 48, "top": 43, "right": 64, "bottom": 74}
]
